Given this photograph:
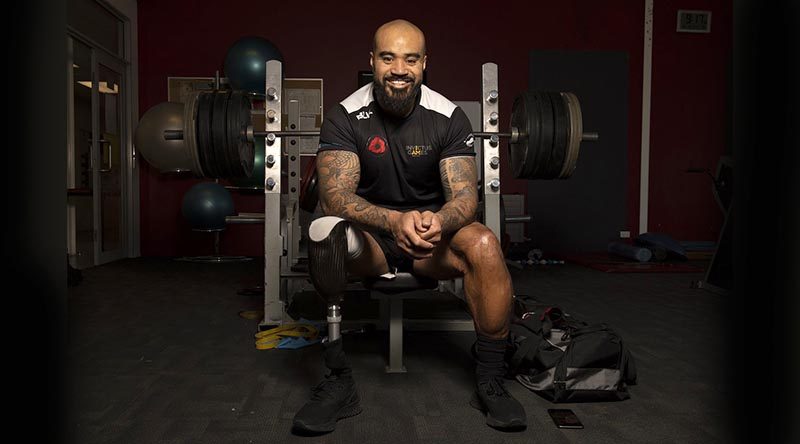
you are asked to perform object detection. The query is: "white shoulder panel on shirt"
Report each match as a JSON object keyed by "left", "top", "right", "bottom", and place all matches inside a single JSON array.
[
  {"left": 340, "top": 83, "right": 375, "bottom": 114},
  {"left": 419, "top": 85, "right": 457, "bottom": 118}
]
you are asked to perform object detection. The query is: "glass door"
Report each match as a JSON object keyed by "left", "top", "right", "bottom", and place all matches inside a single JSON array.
[
  {"left": 91, "top": 50, "right": 127, "bottom": 264},
  {"left": 68, "top": 37, "right": 95, "bottom": 269}
]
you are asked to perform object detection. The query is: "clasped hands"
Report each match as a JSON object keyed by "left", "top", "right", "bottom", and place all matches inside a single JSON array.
[{"left": 389, "top": 210, "right": 442, "bottom": 259}]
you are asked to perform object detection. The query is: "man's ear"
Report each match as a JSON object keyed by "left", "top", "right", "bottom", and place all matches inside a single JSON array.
[
  {"left": 369, "top": 52, "right": 374, "bottom": 70},
  {"left": 422, "top": 55, "right": 427, "bottom": 71}
]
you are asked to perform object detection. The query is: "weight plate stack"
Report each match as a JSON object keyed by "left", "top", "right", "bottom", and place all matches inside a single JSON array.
[
  {"left": 196, "top": 91, "right": 218, "bottom": 178},
  {"left": 508, "top": 93, "right": 527, "bottom": 179},
  {"left": 529, "top": 91, "right": 554, "bottom": 180},
  {"left": 211, "top": 91, "right": 232, "bottom": 178},
  {"left": 228, "top": 91, "right": 254, "bottom": 178}
]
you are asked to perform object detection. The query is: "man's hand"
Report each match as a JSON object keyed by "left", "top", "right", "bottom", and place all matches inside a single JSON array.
[
  {"left": 389, "top": 211, "right": 435, "bottom": 259},
  {"left": 418, "top": 211, "right": 442, "bottom": 244}
]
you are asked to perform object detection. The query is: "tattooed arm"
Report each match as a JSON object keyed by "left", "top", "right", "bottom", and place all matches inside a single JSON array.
[
  {"left": 317, "top": 149, "right": 436, "bottom": 257},
  {"left": 436, "top": 156, "right": 479, "bottom": 234},
  {"left": 316, "top": 150, "right": 399, "bottom": 232}
]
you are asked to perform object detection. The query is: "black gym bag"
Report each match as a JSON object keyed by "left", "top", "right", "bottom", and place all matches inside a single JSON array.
[{"left": 506, "top": 295, "right": 638, "bottom": 403}]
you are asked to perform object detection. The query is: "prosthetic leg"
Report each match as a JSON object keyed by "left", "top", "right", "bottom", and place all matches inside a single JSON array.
[{"left": 292, "top": 217, "right": 364, "bottom": 434}]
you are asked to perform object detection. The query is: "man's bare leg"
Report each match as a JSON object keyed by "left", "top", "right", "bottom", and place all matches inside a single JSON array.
[
  {"left": 412, "top": 222, "right": 513, "bottom": 338},
  {"left": 413, "top": 221, "right": 526, "bottom": 430}
]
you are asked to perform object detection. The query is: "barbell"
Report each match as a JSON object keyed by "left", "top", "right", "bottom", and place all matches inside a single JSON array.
[{"left": 145, "top": 89, "right": 597, "bottom": 182}]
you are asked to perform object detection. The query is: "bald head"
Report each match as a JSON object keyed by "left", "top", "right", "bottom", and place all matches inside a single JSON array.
[
  {"left": 370, "top": 19, "right": 427, "bottom": 117},
  {"left": 372, "top": 19, "right": 426, "bottom": 55}
]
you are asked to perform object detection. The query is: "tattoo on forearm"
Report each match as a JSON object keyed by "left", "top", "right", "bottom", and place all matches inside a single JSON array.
[
  {"left": 317, "top": 150, "right": 395, "bottom": 232},
  {"left": 438, "top": 157, "right": 478, "bottom": 233},
  {"left": 441, "top": 166, "right": 452, "bottom": 200}
]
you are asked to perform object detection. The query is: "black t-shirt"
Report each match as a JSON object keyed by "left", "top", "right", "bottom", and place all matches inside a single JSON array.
[{"left": 318, "top": 84, "right": 475, "bottom": 212}]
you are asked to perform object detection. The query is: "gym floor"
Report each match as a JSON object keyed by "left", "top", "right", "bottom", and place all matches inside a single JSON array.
[{"left": 65, "top": 257, "right": 733, "bottom": 443}]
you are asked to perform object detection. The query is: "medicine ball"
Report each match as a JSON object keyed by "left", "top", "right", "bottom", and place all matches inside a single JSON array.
[
  {"left": 181, "top": 182, "right": 235, "bottom": 231},
  {"left": 224, "top": 36, "right": 283, "bottom": 94}
]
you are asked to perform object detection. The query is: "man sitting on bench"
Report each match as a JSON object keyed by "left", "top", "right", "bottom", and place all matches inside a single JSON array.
[{"left": 292, "top": 19, "right": 526, "bottom": 434}]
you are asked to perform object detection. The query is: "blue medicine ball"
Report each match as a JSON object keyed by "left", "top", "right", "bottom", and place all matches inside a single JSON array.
[
  {"left": 224, "top": 36, "right": 283, "bottom": 94},
  {"left": 181, "top": 182, "right": 235, "bottom": 231}
]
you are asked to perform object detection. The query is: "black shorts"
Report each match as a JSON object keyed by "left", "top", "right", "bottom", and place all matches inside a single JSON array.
[{"left": 367, "top": 231, "right": 414, "bottom": 273}]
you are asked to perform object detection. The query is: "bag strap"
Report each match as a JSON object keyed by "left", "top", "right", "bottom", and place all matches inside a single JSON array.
[
  {"left": 568, "top": 323, "right": 611, "bottom": 338},
  {"left": 509, "top": 333, "right": 544, "bottom": 371}
]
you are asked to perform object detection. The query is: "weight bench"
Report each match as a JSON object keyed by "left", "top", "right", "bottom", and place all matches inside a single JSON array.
[{"left": 363, "top": 272, "right": 464, "bottom": 373}]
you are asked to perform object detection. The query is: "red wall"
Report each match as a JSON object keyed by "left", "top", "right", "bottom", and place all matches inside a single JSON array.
[
  {"left": 650, "top": 0, "right": 730, "bottom": 240},
  {"left": 138, "top": 0, "right": 731, "bottom": 256}
]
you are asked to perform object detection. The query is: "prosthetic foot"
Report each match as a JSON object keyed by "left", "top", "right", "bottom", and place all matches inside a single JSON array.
[{"left": 292, "top": 338, "right": 362, "bottom": 433}]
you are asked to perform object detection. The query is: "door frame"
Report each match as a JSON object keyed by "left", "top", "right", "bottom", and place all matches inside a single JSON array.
[{"left": 67, "top": 12, "right": 138, "bottom": 267}]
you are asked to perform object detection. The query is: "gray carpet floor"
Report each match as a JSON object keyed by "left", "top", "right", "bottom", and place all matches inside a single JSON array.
[{"left": 65, "top": 257, "right": 733, "bottom": 443}]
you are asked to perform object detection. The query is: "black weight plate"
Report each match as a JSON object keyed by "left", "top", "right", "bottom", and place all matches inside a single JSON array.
[
  {"left": 527, "top": 92, "right": 543, "bottom": 179},
  {"left": 225, "top": 91, "right": 242, "bottom": 177},
  {"left": 540, "top": 91, "right": 557, "bottom": 179},
  {"left": 513, "top": 92, "right": 542, "bottom": 179},
  {"left": 542, "top": 92, "right": 562, "bottom": 179},
  {"left": 525, "top": 92, "right": 545, "bottom": 180},
  {"left": 528, "top": 92, "right": 552, "bottom": 179},
  {"left": 240, "top": 93, "right": 255, "bottom": 177},
  {"left": 205, "top": 91, "right": 222, "bottom": 178},
  {"left": 196, "top": 92, "right": 217, "bottom": 178},
  {"left": 211, "top": 91, "right": 232, "bottom": 178},
  {"left": 546, "top": 92, "right": 569, "bottom": 179},
  {"left": 230, "top": 91, "right": 254, "bottom": 178},
  {"left": 509, "top": 93, "right": 529, "bottom": 179},
  {"left": 222, "top": 91, "right": 238, "bottom": 178}
]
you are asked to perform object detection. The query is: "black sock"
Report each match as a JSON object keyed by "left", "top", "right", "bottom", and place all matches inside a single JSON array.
[
  {"left": 323, "top": 337, "right": 352, "bottom": 378},
  {"left": 473, "top": 334, "right": 509, "bottom": 380}
]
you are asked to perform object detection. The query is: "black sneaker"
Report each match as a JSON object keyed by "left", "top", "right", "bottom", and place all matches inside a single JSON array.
[
  {"left": 292, "top": 374, "right": 362, "bottom": 434},
  {"left": 469, "top": 376, "right": 527, "bottom": 430}
]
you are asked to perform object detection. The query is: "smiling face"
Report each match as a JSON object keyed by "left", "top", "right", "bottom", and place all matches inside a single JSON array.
[{"left": 370, "top": 20, "right": 427, "bottom": 117}]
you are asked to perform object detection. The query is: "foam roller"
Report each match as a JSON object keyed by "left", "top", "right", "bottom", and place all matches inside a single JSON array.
[{"left": 608, "top": 242, "right": 652, "bottom": 262}]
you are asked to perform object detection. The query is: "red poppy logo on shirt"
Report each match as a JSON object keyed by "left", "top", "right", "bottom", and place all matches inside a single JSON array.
[{"left": 367, "top": 136, "right": 387, "bottom": 155}]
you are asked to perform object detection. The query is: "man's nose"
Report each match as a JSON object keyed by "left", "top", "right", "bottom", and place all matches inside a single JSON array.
[{"left": 390, "top": 59, "right": 408, "bottom": 76}]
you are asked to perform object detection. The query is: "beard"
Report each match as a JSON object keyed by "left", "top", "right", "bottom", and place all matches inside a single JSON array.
[{"left": 373, "top": 75, "right": 421, "bottom": 118}]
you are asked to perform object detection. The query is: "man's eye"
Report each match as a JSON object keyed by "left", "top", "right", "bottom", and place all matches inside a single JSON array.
[
  {"left": 407, "top": 59, "right": 418, "bottom": 65},
  {"left": 382, "top": 57, "right": 393, "bottom": 63}
]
